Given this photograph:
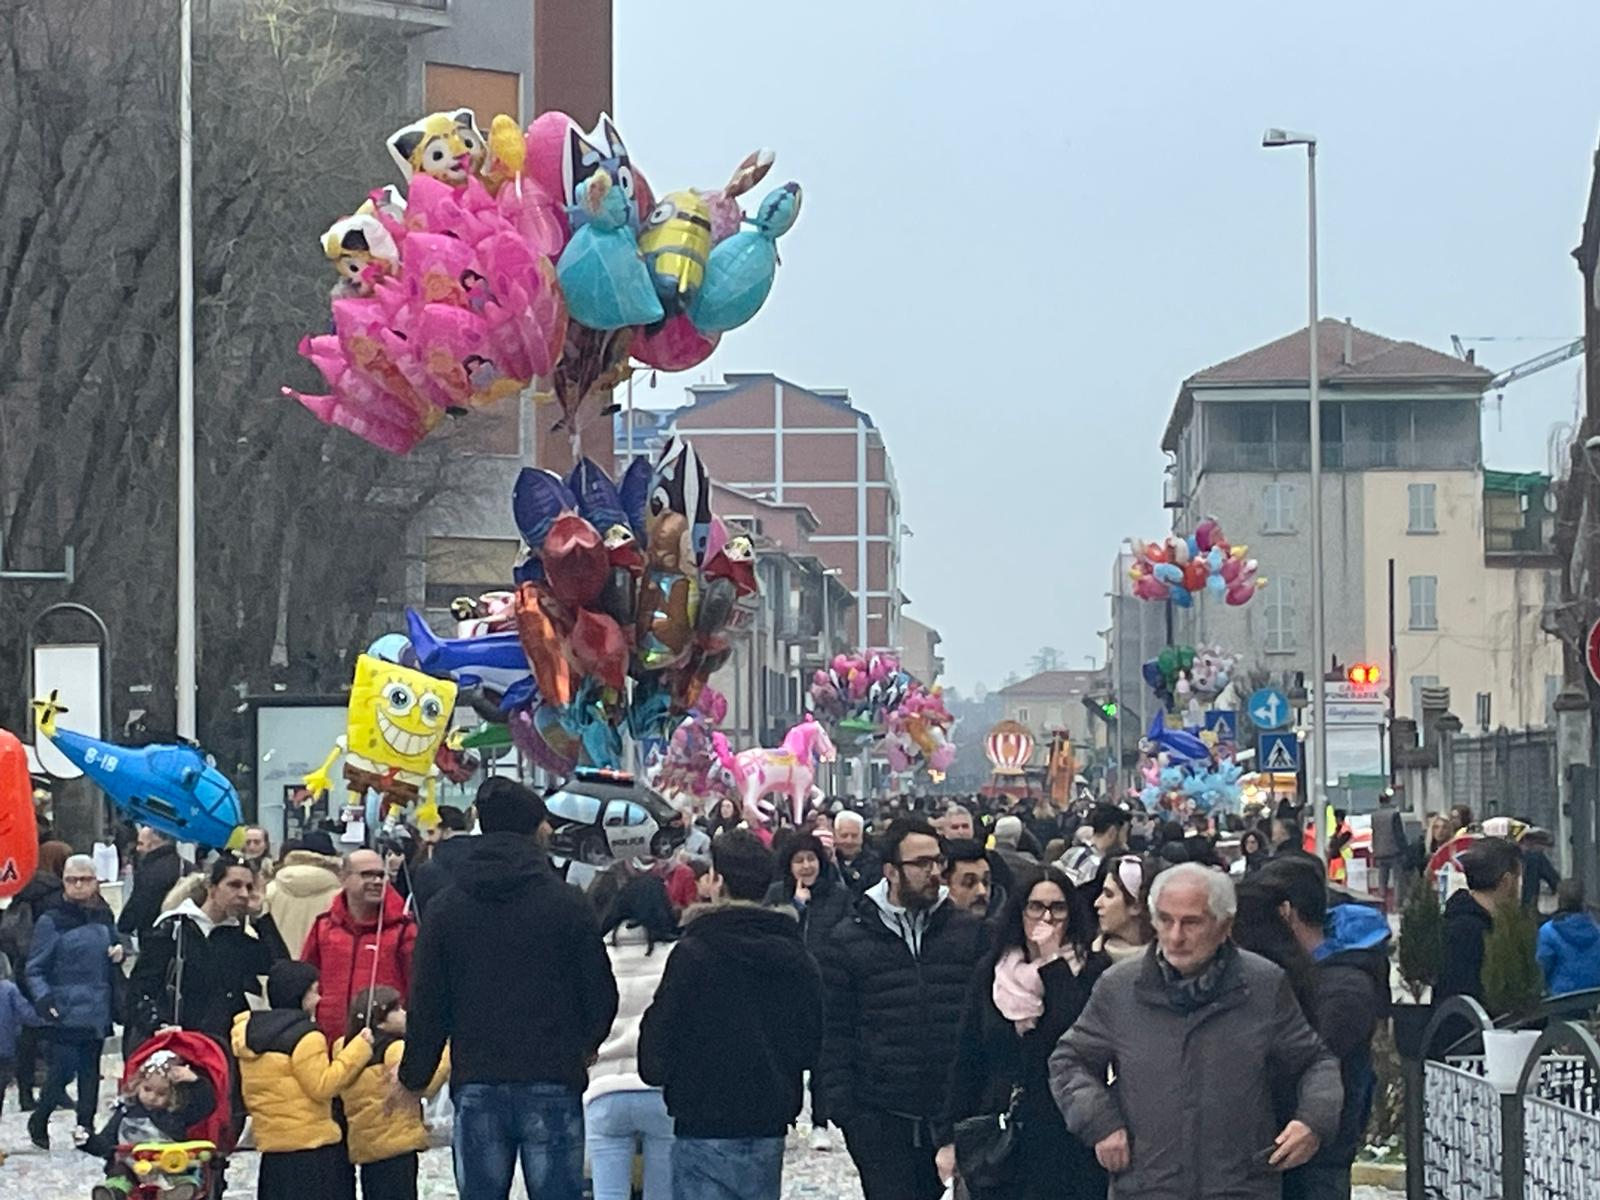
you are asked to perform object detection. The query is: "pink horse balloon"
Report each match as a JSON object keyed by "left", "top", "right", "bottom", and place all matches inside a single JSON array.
[{"left": 712, "top": 716, "right": 837, "bottom": 827}]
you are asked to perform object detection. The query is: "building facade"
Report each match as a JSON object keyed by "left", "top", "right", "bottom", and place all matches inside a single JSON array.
[
  {"left": 997, "top": 669, "right": 1108, "bottom": 769},
  {"left": 1164, "top": 319, "right": 1561, "bottom": 730},
  {"left": 672, "top": 374, "right": 905, "bottom": 651}
]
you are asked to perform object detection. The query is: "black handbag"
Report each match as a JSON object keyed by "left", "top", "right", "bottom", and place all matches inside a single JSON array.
[{"left": 952, "top": 1084, "right": 1023, "bottom": 1191}]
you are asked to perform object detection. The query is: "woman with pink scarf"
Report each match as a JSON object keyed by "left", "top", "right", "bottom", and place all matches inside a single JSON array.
[{"left": 937, "top": 867, "right": 1108, "bottom": 1200}]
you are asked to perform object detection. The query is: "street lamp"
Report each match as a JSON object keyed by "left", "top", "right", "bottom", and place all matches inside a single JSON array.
[
  {"left": 177, "top": 0, "right": 196, "bottom": 739},
  {"left": 1263, "top": 126, "right": 1327, "bottom": 863}
]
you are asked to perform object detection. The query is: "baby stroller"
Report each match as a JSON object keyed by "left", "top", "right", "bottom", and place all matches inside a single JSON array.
[{"left": 111, "top": 1030, "right": 234, "bottom": 1200}]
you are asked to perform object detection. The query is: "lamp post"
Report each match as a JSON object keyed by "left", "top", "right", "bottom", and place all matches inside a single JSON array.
[
  {"left": 1262, "top": 127, "right": 1326, "bottom": 862},
  {"left": 176, "top": 0, "right": 197, "bottom": 740}
]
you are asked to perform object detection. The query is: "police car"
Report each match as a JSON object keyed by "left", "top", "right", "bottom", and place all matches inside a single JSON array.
[{"left": 544, "top": 767, "right": 686, "bottom": 866}]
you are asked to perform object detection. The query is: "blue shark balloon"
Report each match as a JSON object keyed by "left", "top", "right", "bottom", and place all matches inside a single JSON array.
[
  {"left": 406, "top": 608, "right": 530, "bottom": 698},
  {"left": 556, "top": 172, "right": 664, "bottom": 331},
  {"left": 689, "top": 182, "right": 801, "bottom": 335},
  {"left": 32, "top": 694, "right": 242, "bottom": 850}
]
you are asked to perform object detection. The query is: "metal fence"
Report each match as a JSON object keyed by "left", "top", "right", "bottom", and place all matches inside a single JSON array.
[
  {"left": 1409, "top": 997, "right": 1600, "bottom": 1200},
  {"left": 1446, "top": 727, "right": 1559, "bottom": 835}
]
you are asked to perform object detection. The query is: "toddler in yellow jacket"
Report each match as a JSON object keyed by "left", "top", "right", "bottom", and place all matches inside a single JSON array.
[
  {"left": 231, "top": 960, "right": 372, "bottom": 1199},
  {"left": 334, "top": 985, "right": 449, "bottom": 1200}
]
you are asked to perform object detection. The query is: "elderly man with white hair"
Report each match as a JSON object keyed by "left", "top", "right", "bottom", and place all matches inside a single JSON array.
[
  {"left": 832, "top": 810, "right": 882, "bottom": 897},
  {"left": 1048, "top": 863, "right": 1341, "bottom": 1200}
]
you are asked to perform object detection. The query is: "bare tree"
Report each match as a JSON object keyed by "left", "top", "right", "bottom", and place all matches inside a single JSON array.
[
  {"left": 0, "top": 0, "right": 454, "bottom": 778},
  {"left": 1029, "top": 646, "right": 1063, "bottom": 674}
]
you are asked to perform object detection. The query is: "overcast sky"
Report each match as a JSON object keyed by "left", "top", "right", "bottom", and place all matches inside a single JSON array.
[{"left": 615, "top": 2, "right": 1596, "bottom": 694}]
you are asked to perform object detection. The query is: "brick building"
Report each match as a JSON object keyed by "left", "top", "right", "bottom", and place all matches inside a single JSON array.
[{"left": 672, "top": 374, "right": 904, "bottom": 651}]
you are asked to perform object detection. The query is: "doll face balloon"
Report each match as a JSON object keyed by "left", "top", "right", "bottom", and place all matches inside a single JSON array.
[{"left": 388, "top": 110, "right": 488, "bottom": 186}]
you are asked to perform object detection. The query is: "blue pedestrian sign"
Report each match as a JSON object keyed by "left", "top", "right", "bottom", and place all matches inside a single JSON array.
[
  {"left": 1204, "top": 710, "right": 1238, "bottom": 744},
  {"left": 1248, "top": 687, "right": 1291, "bottom": 731},
  {"left": 1259, "top": 732, "right": 1299, "bottom": 773}
]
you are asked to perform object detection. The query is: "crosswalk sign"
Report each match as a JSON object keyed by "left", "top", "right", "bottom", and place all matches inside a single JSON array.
[
  {"left": 1204, "top": 710, "right": 1238, "bottom": 744},
  {"left": 1259, "top": 732, "right": 1299, "bottom": 772}
]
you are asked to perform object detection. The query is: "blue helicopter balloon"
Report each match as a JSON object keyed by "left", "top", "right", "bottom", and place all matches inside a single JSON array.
[{"left": 32, "top": 693, "right": 243, "bottom": 850}]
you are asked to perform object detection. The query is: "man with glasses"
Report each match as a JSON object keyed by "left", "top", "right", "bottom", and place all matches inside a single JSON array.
[
  {"left": 300, "top": 848, "right": 417, "bottom": 1037},
  {"left": 819, "top": 818, "right": 985, "bottom": 1200}
]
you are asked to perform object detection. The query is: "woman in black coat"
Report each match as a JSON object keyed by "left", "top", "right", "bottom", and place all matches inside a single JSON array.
[{"left": 940, "top": 865, "right": 1108, "bottom": 1200}]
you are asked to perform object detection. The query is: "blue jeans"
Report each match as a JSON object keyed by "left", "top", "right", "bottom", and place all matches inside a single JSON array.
[
  {"left": 452, "top": 1082, "right": 584, "bottom": 1200},
  {"left": 585, "top": 1088, "right": 674, "bottom": 1200},
  {"left": 671, "top": 1135, "right": 785, "bottom": 1200}
]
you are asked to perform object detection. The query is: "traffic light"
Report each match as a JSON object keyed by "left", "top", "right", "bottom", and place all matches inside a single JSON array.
[
  {"left": 1346, "top": 663, "right": 1383, "bottom": 686},
  {"left": 1083, "top": 695, "right": 1118, "bottom": 725}
]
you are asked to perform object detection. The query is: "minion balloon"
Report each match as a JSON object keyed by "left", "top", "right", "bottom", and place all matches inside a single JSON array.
[
  {"left": 305, "top": 656, "right": 458, "bottom": 826},
  {"left": 637, "top": 190, "right": 713, "bottom": 313}
]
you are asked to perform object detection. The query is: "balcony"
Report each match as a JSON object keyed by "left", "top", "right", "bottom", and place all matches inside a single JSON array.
[
  {"left": 1204, "top": 439, "right": 1479, "bottom": 474},
  {"left": 1484, "top": 472, "right": 1559, "bottom": 562},
  {"left": 334, "top": 0, "right": 450, "bottom": 30}
]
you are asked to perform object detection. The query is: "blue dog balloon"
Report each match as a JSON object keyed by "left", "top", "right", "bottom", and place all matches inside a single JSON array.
[
  {"left": 689, "top": 182, "right": 801, "bottom": 335},
  {"left": 556, "top": 172, "right": 664, "bottom": 331},
  {"left": 32, "top": 693, "right": 243, "bottom": 850}
]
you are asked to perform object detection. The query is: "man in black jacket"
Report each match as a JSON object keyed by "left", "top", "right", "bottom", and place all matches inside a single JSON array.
[
  {"left": 394, "top": 781, "right": 617, "bottom": 1200},
  {"left": 1260, "top": 857, "right": 1392, "bottom": 1200},
  {"left": 1438, "top": 837, "right": 1523, "bottom": 1007},
  {"left": 406, "top": 802, "right": 473, "bottom": 917},
  {"left": 639, "top": 829, "right": 823, "bottom": 1200},
  {"left": 833, "top": 810, "right": 882, "bottom": 897},
  {"left": 819, "top": 817, "right": 985, "bottom": 1200},
  {"left": 117, "top": 826, "right": 184, "bottom": 943}
]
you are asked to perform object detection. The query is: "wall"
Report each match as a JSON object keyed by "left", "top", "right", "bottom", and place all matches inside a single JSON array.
[
  {"left": 409, "top": 0, "right": 536, "bottom": 119},
  {"left": 1361, "top": 471, "right": 1561, "bottom": 727}
]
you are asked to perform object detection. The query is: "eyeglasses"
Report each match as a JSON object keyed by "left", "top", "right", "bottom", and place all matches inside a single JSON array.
[
  {"left": 1023, "top": 900, "right": 1073, "bottom": 922},
  {"left": 63, "top": 876, "right": 98, "bottom": 885},
  {"left": 896, "top": 855, "right": 943, "bottom": 873},
  {"left": 355, "top": 870, "right": 387, "bottom": 882}
]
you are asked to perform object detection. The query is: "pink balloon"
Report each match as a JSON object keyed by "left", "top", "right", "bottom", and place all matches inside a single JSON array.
[
  {"left": 633, "top": 314, "right": 720, "bottom": 371},
  {"left": 1225, "top": 583, "right": 1256, "bottom": 606},
  {"left": 1194, "top": 518, "right": 1220, "bottom": 553}
]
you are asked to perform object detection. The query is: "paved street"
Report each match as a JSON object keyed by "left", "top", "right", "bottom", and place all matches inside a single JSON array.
[{"left": 0, "top": 1096, "right": 1403, "bottom": 1198}]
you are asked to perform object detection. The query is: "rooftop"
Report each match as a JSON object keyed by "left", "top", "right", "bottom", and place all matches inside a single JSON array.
[
  {"left": 999, "top": 669, "right": 1106, "bottom": 697},
  {"left": 1164, "top": 320, "right": 1491, "bottom": 449},
  {"left": 681, "top": 372, "right": 875, "bottom": 429}
]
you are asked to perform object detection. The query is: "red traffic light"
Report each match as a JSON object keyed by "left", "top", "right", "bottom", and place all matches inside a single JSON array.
[{"left": 1347, "top": 663, "right": 1382, "bottom": 685}]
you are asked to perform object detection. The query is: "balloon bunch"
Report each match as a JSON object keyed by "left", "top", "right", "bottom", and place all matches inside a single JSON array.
[
  {"left": 1134, "top": 712, "right": 1243, "bottom": 815},
  {"left": 403, "top": 437, "right": 758, "bottom": 773},
  {"left": 1128, "top": 518, "right": 1264, "bottom": 607},
  {"left": 287, "top": 107, "right": 803, "bottom": 454},
  {"left": 648, "top": 689, "right": 738, "bottom": 804},
  {"left": 1142, "top": 644, "right": 1237, "bottom": 710},
  {"left": 807, "top": 651, "right": 956, "bottom": 775}
]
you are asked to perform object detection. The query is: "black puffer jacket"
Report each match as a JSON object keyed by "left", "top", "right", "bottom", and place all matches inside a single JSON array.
[
  {"left": 397, "top": 833, "right": 617, "bottom": 1093},
  {"left": 818, "top": 883, "right": 986, "bottom": 1125},
  {"left": 763, "top": 874, "right": 853, "bottom": 954}
]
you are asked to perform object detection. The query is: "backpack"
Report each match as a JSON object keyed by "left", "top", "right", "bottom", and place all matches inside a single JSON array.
[{"left": 0, "top": 899, "right": 34, "bottom": 969}]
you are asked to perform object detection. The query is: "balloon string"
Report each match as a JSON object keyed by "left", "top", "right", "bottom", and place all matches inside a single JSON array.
[{"left": 363, "top": 877, "right": 387, "bottom": 1030}]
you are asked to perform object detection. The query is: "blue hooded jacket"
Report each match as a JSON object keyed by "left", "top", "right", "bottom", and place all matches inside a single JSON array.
[
  {"left": 1537, "top": 912, "right": 1600, "bottom": 996},
  {"left": 1307, "top": 902, "right": 1392, "bottom": 1167}
]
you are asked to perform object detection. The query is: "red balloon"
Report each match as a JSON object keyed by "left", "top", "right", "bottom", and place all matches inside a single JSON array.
[
  {"left": 568, "top": 609, "right": 629, "bottom": 692},
  {"left": 542, "top": 514, "right": 608, "bottom": 608},
  {"left": 1144, "top": 544, "right": 1169, "bottom": 564},
  {"left": 0, "top": 729, "right": 39, "bottom": 899},
  {"left": 632, "top": 315, "right": 720, "bottom": 372},
  {"left": 1183, "top": 560, "right": 1209, "bottom": 592}
]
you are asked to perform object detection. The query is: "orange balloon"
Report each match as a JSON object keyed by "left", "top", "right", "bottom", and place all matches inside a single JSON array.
[
  {"left": 516, "top": 582, "right": 574, "bottom": 707},
  {"left": 0, "top": 729, "right": 39, "bottom": 899}
]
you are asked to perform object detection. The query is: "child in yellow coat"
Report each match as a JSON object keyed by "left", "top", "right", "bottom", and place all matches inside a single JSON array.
[
  {"left": 231, "top": 961, "right": 372, "bottom": 1199},
  {"left": 335, "top": 985, "right": 449, "bottom": 1200}
]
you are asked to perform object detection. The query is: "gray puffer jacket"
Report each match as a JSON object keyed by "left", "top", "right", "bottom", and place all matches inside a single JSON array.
[{"left": 1048, "top": 944, "right": 1341, "bottom": 1200}]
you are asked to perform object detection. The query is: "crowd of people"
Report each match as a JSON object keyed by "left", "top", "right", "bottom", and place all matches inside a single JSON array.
[{"left": 4, "top": 780, "right": 1595, "bottom": 1200}]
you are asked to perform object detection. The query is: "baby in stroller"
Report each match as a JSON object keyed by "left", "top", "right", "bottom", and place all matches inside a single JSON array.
[{"left": 75, "top": 1040, "right": 223, "bottom": 1200}]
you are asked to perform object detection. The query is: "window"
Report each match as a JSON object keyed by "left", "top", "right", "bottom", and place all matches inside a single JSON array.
[
  {"left": 425, "top": 63, "right": 522, "bottom": 123},
  {"left": 1408, "top": 575, "right": 1438, "bottom": 630},
  {"left": 1016, "top": 707, "right": 1030, "bottom": 723},
  {"left": 545, "top": 790, "right": 602, "bottom": 825},
  {"left": 1410, "top": 674, "right": 1440, "bottom": 719},
  {"left": 1408, "top": 483, "right": 1437, "bottom": 533},
  {"left": 1263, "top": 579, "right": 1294, "bottom": 653},
  {"left": 1262, "top": 482, "right": 1294, "bottom": 534}
]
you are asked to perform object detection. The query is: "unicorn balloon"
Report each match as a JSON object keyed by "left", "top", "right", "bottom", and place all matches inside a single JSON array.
[{"left": 712, "top": 716, "right": 836, "bottom": 828}]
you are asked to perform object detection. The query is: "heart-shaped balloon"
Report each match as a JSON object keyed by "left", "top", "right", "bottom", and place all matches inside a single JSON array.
[
  {"left": 632, "top": 314, "right": 720, "bottom": 371},
  {"left": 543, "top": 514, "right": 608, "bottom": 608}
]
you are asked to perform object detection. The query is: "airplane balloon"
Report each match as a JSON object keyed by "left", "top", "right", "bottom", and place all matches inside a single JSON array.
[{"left": 32, "top": 693, "right": 244, "bottom": 851}]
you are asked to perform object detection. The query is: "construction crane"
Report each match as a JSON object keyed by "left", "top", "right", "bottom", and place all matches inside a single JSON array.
[{"left": 1451, "top": 335, "right": 1583, "bottom": 429}]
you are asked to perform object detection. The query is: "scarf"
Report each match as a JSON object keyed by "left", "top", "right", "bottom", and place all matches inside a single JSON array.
[
  {"left": 1156, "top": 941, "right": 1236, "bottom": 1014},
  {"left": 992, "top": 945, "right": 1082, "bottom": 1034}
]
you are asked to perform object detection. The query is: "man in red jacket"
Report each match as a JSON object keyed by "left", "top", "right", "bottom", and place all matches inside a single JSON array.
[{"left": 300, "top": 848, "right": 416, "bottom": 1037}]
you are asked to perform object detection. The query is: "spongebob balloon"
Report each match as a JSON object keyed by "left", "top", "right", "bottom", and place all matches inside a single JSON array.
[{"left": 305, "top": 655, "right": 458, "bottom": 827}]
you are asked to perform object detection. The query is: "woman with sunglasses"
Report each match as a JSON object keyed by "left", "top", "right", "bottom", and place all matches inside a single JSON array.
[{"left": 938, "top": 866, "right": 1108, "bottom": 1200}]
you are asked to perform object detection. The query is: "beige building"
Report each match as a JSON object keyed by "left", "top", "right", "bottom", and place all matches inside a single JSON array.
[{"left": 998, "top": 669, "right": 1107, "bottom": 767}]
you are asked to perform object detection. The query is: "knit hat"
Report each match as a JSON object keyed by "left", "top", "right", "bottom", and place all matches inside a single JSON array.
[
  {"left": 476, "top": 777, "right": 547, "bottom": 836},
  {"left": 300, "top": 830, "right": 337, "bottom": 857},
  {"left": 993, "top": 815, "right": 1023, "bottom": 848},
  {"left": 267, "top": 960, "right": 320, "bottom": 1010}
]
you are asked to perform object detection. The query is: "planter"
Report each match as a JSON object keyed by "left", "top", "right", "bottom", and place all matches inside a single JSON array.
[
  {"left": 1391, "top": 1003, "right": 1435, "bottom": 1060},
  {"left": 1482, "top": 1028, "right": 1541, "bottom": 1093}
]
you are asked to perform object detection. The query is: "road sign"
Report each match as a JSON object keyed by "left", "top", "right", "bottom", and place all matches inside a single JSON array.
[
  {"left": 1259, "top": 731, "right": 1299, "bottom": 772},
  {"left": 1588, "top": 619, "right": 1600, "bottom": 685},
  {"left": 1205, "top": 710, "right": 1238, "bottom": 744},
  {"left": 1248, "top": 687, "right": 1290, "bottom": 731}
]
